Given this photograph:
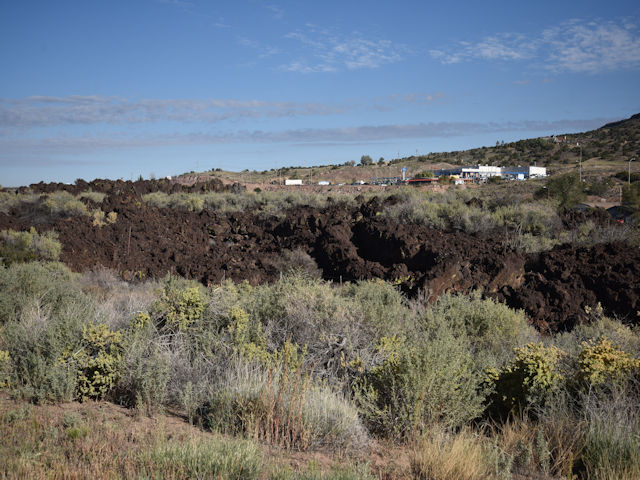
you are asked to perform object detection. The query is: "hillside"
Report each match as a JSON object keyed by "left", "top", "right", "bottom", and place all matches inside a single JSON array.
[{"left": 180, "top": 113, "right": 640, "bottom": 185}]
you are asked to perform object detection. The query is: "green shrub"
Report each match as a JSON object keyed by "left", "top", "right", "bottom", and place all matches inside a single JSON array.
[
  {"left": 355, "top": 331, "right": 485, "bottom": 438},
  {"left": 0, "top": 262, "right": 93, "bottom": 402},
  {"left": 61, "top": 323, "right": 124, "bottom": 401},
  {"left": 200, "top": 358, "right": 368, "bottom": 450},
  {"left": 580, "top": 388, "right": 640, "bottom": 480},
  {"left": 78, "top": 191, "right": 106, "bottom": 203},
  {"left": 0, "top": 228, "right": 62, "bottom": 266},
  {"left": 42, "top": 191, "right": 88, "bottom": 217},
  {"left": 540, "top": 174, "right": 586, "bottom": 208},
  {"left": 116, "top": 315, "right": 170, "bottom": 414},
  {"left": 488, "top": 343, "right": 564, "bottom": 416},
  {"left": 343, "top": 279, "right": 411, "bottom": 338},
  {"left": 423, "top": 293, "right": 537, "bottom": 372},
  {"left": 0, "top": 262, "right": 86, "bottom": 325},
  {"left": 2, "top": 307, "right": 81, "bottom": 403},
  {"left": 577, "top": 337, "right": 640, "bottom": 388},
  {"left": 245, "top": 275, "right": 374, "bottom": 379},
  {"left": 152, "top": 279, "right": 207, "bottom": 332}
]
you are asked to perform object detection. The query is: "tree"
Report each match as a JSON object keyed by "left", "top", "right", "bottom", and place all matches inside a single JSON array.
[
  {"left": 414, "top": 170, "right": 434, "bottom": 179},
  {"left": 378, "top": 157, "right": 385, "bottom": 165},
  {"left": 360, "top": 155, "right": 373, "bottom": 166},
  {"left": 344, "top": 160, "right": 356, "bottom": 167},
  {"left": 544, "top": 173, "right": 586, "bottom": 207}
]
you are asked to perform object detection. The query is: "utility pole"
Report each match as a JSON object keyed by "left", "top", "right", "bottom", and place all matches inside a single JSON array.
[
  {"left": 629, "top": 158, "right": 635, "bottom": 184},
  {"left": 576, "top": 142, "right": 582, "bottom": 183}
]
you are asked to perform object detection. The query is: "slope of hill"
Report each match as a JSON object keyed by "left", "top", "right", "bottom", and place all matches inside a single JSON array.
[{"left": 181, "top": 113, "right": 640, "bottom": 185}]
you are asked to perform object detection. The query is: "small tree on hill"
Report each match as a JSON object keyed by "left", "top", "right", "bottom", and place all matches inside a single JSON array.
[
  {"left": 360, "top": 155, "right": 373, "bottom": 166},
  {"left": 414, "top": 170, "right": 434, "bottom": 179},
  {"left": 544, "top": 173, "right": 586, "bottom": 208}
]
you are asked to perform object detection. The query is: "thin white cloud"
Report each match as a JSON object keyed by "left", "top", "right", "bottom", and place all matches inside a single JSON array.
[
  {"left": 542, "top": 19, "right": 640, "bottom": 73},
  {"left": 0, "top": 92, "right": 443, "bottom": 129},
  {"left": 0, "top": 117, "right": 613, "bottom": 154},
  {"left": 0, "top": 96, "right": 352, "bottom": 128},
  {"left": 431, "top": 18, "right": 640, "bottom": 74},
  {"left": 280, "top": 26, "right": 405, "bottom": 73},
  {"left": 266, "top": 4, "right": 284, "bottom": 20},
  {"left": 156, "top": 0, "right": 193, "bottom": 8},
  {"left": 430, "top": 33, "right": 536, "bottom": 64}
]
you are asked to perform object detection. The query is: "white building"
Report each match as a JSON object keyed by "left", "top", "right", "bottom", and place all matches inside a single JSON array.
[
  {"left": 501, "top": 166, "right": 547, "bottom": 179},
  {"left": 460, "top": 165, "right": 503, "bottom": 181},
  {"left": 285, "top": 179, "right": 303, "bottom": 186}
]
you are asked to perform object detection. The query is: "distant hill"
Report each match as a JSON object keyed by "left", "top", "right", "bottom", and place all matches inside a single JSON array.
[{"left": 180, "top": 114, "right": 640, "bottom": 185}]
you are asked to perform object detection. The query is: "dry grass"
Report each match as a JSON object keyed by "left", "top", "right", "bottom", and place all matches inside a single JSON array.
[
  {"left": 410, "top": 428, "right": 499, "bottom": 480},
  {"left": 0, "top": 394, "right": 381, "bottom": 480}
]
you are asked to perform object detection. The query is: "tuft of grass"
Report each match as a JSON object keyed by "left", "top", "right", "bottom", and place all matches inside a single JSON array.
[
  {"left": 141, "top": 436, "right": 263, "bottom": 480},
  {"left": 411, "top": 427, "right": 510, "bottom": 480}
]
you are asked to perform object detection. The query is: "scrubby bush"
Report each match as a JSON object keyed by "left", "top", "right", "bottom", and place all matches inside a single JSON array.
[
  {"left": 355, "top": 330, "right": 485, "bottom": 437},
  {"left": 539, "top": 174, "right": 586, "bottom": 208},
  {"left": 200, "top": 358, "right": 368, "bottom": 450},
  {"left": 0, "top": 262, "right": 87, "bottom": 325},
  {"left": 0, "top": 262, "right": 98, "bottom": 402},
  {"left": 140, "top": 435, "right": 264, "bottom": 480},
  {"left": 0, "top": 228, "right": 61, "bottom": 265},
  {"left": 271, "top": 249, "right": 322, "bottom": 279},
  {"left": 0, "top": 349, "right": 10, "bottom": 388},
  {"left": 152, "top": 279, "right": 207, "bottom": 332},
  {"left": 579, "top": 386, "right": 640, "bottom": 480},
  {"left": 423, "top": 293, "right": 537, "bottom": 371},
  {"left": 42, "top": 191, "right": 88, "bottom": 217},
  {"left": 244, "top": 275, "right": 376, "bottom": 380},
  {"left": 117, "top": 314, "right": 170, "bottom": 414},
  {"left": 78, "top": 191, "right": 106, "bottom": 203},
  {"left": 576, "top": 337, "right": 640, "bottom": 388},
  {"left": 488, "top": 343, "right": 564, "bottom": 417},
  {"left": 60, "top": 323, "right": 124, "bottom": 401},
  {"left": 343, "top": 279, "right": 411, "bottom": 338}
]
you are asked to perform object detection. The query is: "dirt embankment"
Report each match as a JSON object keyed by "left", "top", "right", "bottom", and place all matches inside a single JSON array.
[{"left": 1, "top": 189, "right": 638, "bottom": 333}]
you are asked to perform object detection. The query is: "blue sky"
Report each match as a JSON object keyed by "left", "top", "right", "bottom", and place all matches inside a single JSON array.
[{"left": 1, "top": 0, "right": 639, "bottom": 186}]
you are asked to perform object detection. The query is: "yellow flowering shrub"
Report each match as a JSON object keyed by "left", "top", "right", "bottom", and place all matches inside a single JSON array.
[
  {"left": 162, "top": 286, "right": 206, "bottom": 331},
  {"left": 60, "top": 323, "right": 123, "bottom": 401},
  {"left": 577, "top": 337, "right": 640, "bottom": 387},
  {"left": 490, "top": 343, "right": 564, "bottom": 414}
]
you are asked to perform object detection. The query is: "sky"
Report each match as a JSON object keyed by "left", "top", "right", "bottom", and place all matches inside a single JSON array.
[{"left": 1, "top": 0, "right": 640, "bottom": 186}]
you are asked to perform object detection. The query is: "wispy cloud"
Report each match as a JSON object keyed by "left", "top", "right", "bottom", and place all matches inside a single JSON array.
[
  {"left": 0, "top": 92, "right": 443, "bottom": 129},
  {"left": 430, "top": 18, "right": 640, "bottom": 74},
  {"left": 0, "top": 96, "right": 352, "bottom": 128},
  {"left": 430, "top": 33, "right": 536, "bottom": 64},
  {"left": 156, "top": 0, "right": 194, "bottom": 8},
  {"left": 265, "top": 4, "right": 284, "bottom": 20},
  {"left": 280, "top": 25, "right": 405, "bottom": 73},
  {"left": 542, "top": 19, "right": 640, "bottom": 73},
  {"left": 0, "top": 117, "right": 612, "bottom": 155}
]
